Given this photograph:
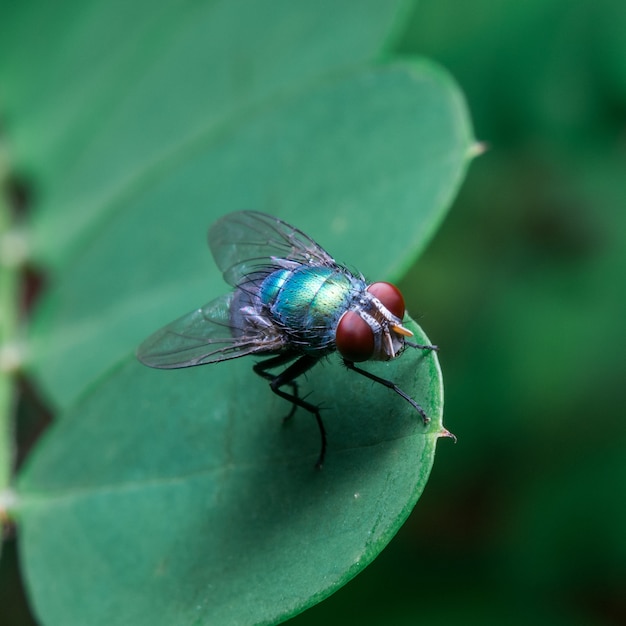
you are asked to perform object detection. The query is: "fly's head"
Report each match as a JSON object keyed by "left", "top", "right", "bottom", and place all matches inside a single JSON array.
[{"left": 335, "top": 282, "right": 413, "bottom": 363}]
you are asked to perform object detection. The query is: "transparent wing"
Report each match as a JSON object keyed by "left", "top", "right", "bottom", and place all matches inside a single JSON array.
[
  {"left": 136, "top": 293, "right": 286, "bottom": 368},
  {"left": 208, "top": 211, "right": 338, "bottom": 287}
]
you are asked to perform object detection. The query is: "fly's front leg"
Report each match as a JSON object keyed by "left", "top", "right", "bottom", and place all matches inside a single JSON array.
[
  {"left": 405, "top": 340, "right": 439, "bottom": 352},
  {"left": 343, "top": 360, "right": 431, "bottom": 424},
  {"left": 254, "top": 354, "right": 327, "bottom": 468}
]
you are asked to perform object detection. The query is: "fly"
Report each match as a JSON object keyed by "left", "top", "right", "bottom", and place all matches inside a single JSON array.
[{"left": 137, "top": 211, "right": 437, "bottom": 468}]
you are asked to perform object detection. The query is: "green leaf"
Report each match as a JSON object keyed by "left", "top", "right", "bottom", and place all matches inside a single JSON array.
[
  {"left": 0, "top": 0, "right": 411, "bottom": 267},
  {"left": 28, "top": 60, "right": 473, "bottom": 412},
  {"left": 17, "top": 316, "right": 448, "bottom": 626}
]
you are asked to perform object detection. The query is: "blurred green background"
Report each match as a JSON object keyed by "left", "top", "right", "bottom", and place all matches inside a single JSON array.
[
  {"left": 300, "top": 1, "right": 626, "bottom": 624},
  {"left": 2, "top": 0, "right": 626, "bottom": 624}
]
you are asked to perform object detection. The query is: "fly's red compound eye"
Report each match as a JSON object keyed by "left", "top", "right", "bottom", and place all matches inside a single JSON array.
[
  {"left": 336, "top": 311, "right": 374, "bottom": 362},
  {"left": 366, "top": 282, "right": 405, "bottom": 319}
]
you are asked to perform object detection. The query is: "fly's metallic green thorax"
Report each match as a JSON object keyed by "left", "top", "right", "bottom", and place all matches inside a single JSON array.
[{"left": 258, "top": 266, "right": 365, "bottom": 354}]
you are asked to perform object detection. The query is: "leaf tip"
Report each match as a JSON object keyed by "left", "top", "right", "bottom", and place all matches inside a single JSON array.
[
  {"left": 437, "top": 427, "right": 457, "bottom": 443},
  {"left": 468, "top": 141, "right": 489, "bottom": 159}
]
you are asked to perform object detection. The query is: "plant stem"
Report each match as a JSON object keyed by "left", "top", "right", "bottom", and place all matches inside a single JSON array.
[{"left": 0, "top": 155, "right": 19, "bottom": 495}]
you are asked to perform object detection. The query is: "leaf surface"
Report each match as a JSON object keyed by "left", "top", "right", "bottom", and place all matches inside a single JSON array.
[
  {"left": 27, "top": 61, "right": 473, "bottom": 411},
  {"left": 18, "top": 318, "right": 448, "bottom": 626},
  {"left": 0, "top": 0, "right": 410, "bottom": 266}
]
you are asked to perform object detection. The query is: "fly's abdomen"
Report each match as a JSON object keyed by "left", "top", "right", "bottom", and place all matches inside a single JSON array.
[{"left": 260, "top": 266, "right": 362, "bottom": 353}]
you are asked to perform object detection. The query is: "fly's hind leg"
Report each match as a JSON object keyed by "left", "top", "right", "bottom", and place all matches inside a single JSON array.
[
  {"left": 254, "top": 353, "right": 326, "bottom": 468},
  {"left": 254, "top": 353, "right": 300, "bottom": 421}
]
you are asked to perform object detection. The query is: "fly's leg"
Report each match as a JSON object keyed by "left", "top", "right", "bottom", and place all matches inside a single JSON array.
[
  {"left": 405, "top": 340, "right": 439, "bottom": 352},
  {"left": 254, "top": 353, "right": 300, "bottom": 421},
  {"left": 343, "top": 360, "right": 431, "bottom": 425},
  {"left": 254, "top": 354, "right": 326, "bottom": 468}
]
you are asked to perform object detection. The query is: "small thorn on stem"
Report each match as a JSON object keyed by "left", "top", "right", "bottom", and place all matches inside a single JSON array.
[
  {"left": 0, "top": 489, "right": 18, "bottom": 526},
  {"left": 0, "top": 341, "right": 26, "bottom": 374}
]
